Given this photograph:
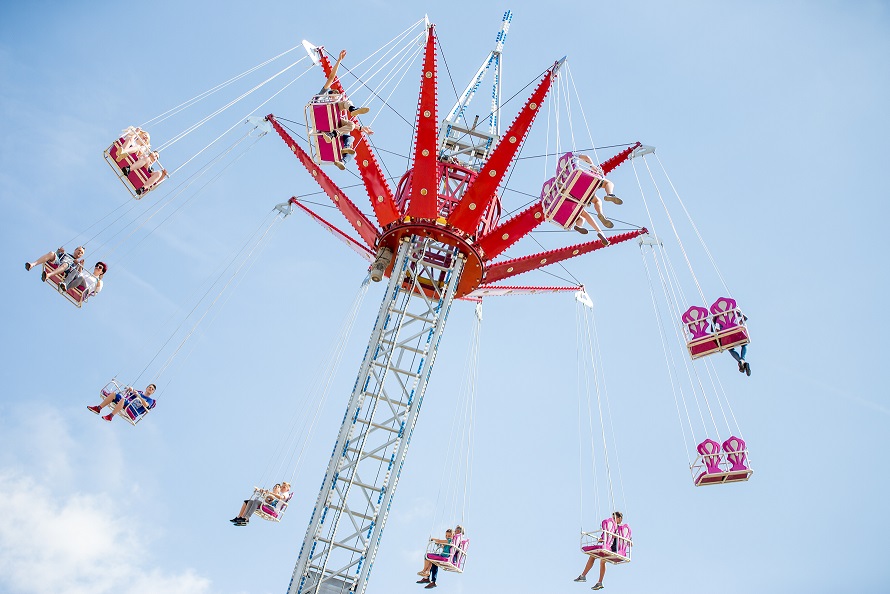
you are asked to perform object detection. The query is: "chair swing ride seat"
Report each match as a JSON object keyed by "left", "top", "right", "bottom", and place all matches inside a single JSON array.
[
  {"left": 247, "top": 487, "right": 292, "bottom": 522},
  {"left": 42, "top": 260, "right": 99, "bottom": 308},
  {"left": 581, "top": 517, "right": 632, "bottom": 564},
  {"left": 99, "top": 380, "right": 154, "bottom": 425},
  {"left": 691, "top": 435, "right": 753, "bottom": 486},
  {"left": 681, "top": 296, "right": 750, "bottom": 359},
  {"left": 540, "top": 151, "right": 607, "bottom": 229},
  {"left": 425, "top": 533, "right": 469, "bottom": 573},
  {"left": 103, "top": 126, "right": 166, "bottom": 199},
  {"left": 304, "top": 93, "right": 352, "bottom": 166}
]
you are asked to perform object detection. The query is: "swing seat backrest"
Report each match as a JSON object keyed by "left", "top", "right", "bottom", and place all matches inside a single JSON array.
[
  {"left": 710, "top": 297, "right": 750, "bottom": 350},
  {"left": 681, "top": 305, "right": 712, "bottom": 339},
  {"left": 710, "top": 297, "right": 738, "bottom": 329},
  {"left": 582, "top": 517, "right": 617, "bottom": 553},
  {"left": 615, "top": 524, "right": 632, "bottom": 557},
  {"left": 556, "top": 151, "right": 575, "bottom": 185},
  {"left": 697, "top": 438, "right": 723, "bottom": 474},
  {"left": 451, "top": 535, "right": 469, "bottom": 569},
  {"left": 722, "top": 435, "right": 749, "bottom": 471}
]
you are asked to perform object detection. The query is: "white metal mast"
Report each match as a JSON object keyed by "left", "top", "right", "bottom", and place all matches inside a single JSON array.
[
  {"left": 438, "top": 10, "right": 512, "bottom": 169},
  {"left": 287, "top": 237, "right": 466, "bottom": 594}
]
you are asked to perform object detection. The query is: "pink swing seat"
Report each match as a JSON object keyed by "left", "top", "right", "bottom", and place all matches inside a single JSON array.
[
  {"left": 42, "top": 261, "right": 95, "bottom": 308},
  {"left": 540, "top": 152, "right": 606, "bottom": 229},
  {"left": 692, "top": 436, "right": 753, "bottom": 486},
  {"left": 305, "top": 94, "right": 349, "bottom": 165},
  {"left": 103, "top": 128, "right": 164, "bottom": 199},
  {"left": 710, "top": 297, "right": 750, "bottom": 350}
]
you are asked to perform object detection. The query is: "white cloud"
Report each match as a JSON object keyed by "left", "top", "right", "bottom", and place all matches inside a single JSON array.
[{"left": 0, "top": 407, "right": 212, "bottom": 594}]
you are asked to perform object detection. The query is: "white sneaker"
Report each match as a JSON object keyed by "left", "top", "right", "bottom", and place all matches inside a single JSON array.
[{"left": 591, "top": 583, "right": 604, "bottom": 590}]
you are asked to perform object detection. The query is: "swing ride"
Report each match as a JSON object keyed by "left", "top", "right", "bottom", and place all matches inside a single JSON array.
[{"left": 25, "top": 8, "right": 758, "bottom": 594}]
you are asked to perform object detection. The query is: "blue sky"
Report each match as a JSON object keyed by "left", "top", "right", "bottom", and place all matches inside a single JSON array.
[{"left": 1, "top": 1, "right": 889, "bottom": 593}]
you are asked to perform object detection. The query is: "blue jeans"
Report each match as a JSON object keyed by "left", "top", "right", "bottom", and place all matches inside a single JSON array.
[
  {"left": 430, "top": 564, "right": 438, "bottom": 583},
  {"left": 729, "top": 344, "right": 747, "bottom": 362}
]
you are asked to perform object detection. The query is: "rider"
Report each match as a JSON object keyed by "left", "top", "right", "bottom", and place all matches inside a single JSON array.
[
  {"left": 60, "top": 261, "right": 106, "bottom": 296},
  {"left": 230, "top": 481, "right": 293, "bottom": 526},
  {"left": 574, "top": 511, "right": 625, "bottom": 590},
  {"left": 87, "top": 383, "right": 157, "bottom": 422},
  {"left": 26, "top": 246, "right": 85, "bottom": 284},
  {"left": 571, "top": 154, "right": 622, "bottom": 243}
]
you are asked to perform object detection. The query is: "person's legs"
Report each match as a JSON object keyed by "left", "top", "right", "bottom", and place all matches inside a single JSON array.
[
  {"left": 578, "top": 210, "right": 603, "bottom": 233},
  {"left": 589, "top": 197, "right": 614, "bottom": 228},
  {"left": 580, "top": 555, "right": 596, "bottom": 577},
  {"left": 740, "top": 344, "right": 747, "bottom": 360},
  {"left": 598, "top": 559, "right": 607, "bottom": 582},
  {"left": 729, "top": 348, "right": 742, "bottom": 362},
  {"left": 429, "top": 564, "right": 438, "bottom": 584},
  {"left": 45, "top": 263, "right": 69, "bottom": 282},
  {"left": 27, "top": 251, "right": 57, "bottom": 270}
]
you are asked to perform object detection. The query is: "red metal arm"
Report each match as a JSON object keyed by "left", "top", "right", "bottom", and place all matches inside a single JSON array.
[
  {"left": 476, "top": 202, "right": 545, "bottom": 261},
  {"left": 291, "top": 199, "right": 375, "bottom": 261},
  {"left": 318, "top": 50, "right": 401, "bottom": 227},
  {"left": 602, "top": 142, "right": 641, "bottom": 175},
  {"left": 483, "top": 228, "right": 647, "bottom": 284},
  {"left": 267, "top": 114, "right": 380, "bottom": 249},
  {"left": 406, "top": 24, "right": 440, "bottom": 220},
  {"left": 447, "top": 64, "right": 557, "bottom": 236}
]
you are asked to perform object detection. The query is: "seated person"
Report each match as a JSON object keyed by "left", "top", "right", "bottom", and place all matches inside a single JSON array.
[
  {"left": 574, "top": 511, "right": 625, "bottom": 591},
  {"left": 87, "top": 383, "right": 157, "bottom": 422},
  {"left": 122, "top": 151, "right": 160, "bottom": 176},
  {"left": 25, "top": 246, "right": 85, "bottom": 284},
  {"left": 318, "top": 49, "right": 370, "bottom": 118},
  {"left": 571, "top": 155, "right": 621, "bottom": 238},
  {"left": 417, "top": 527, "right": 453, "bottom": 588},
  {"left": 118, "top": 127, "right": 151, "bottom": 158},
  {"left": 60, "top": 261, "right": 106, "bottom": 296},
  {"left": 322, "top": 120, "right": 373, "bottom": 170},
  {"left": 230, "top": 481, "right": 292, "bottom": 526},
  {"left": 135, "top": 167, "right": 168, "bottom": 196}
]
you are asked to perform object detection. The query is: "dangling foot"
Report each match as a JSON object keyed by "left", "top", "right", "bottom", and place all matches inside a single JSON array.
[
  {"left": 334, "top": 161, "right": 346, "bottom": 170},
  {"left": 41, "top": 270, "right": 47, "bottom": 282},
  {"left": 102, "top": 414, "right": 114, "bottom": 422},
  {"left": 603, "top": 193, "right": 623, "bottom": 205},
  {"left": 574, "top": 575, "right": 587, "bottom": 582},
  {"left": 87, "top": 405, "right": 101, "bottom": 415},
  {"left": 135, "top": 187, "right": 144, "bottom": 196},
  {"left": 737, "top": 360, "right": 745, "bottom": 373},
  {"left": 341, "top": 148, "right": 356, "bottom": 155},
  {"left": 121, "top": 166, "right": 131, "bottom": 176},
  {"left": 597, "top": 232, "right": 610, "bottom": 246},
  {"left": 59, "top": 282, "right": 68, "bottom": 292},
  {"left": 417, "top": 571, "right": 429, "bottom": 577},
  {"left": 25, "top": 262, "right": 33, "bottom": 271},
  {"left": 574, "top": 225, "right": 589, "bottom": 235},
  {"left": 416, "top": 578, "right": 430, "bottom": 584},
  {"left": 424, "top": 583, "right": 437, "bottom": 589},
  {"left": 745, "top": 361, "right": 751, "bottom": 376},
  {"left": 591, "top": 582, "right": 604, "bottom": 590},
  {"left": 350, "top": 106, "right": 370, "bottom": 116},
  {"left": 597, "top": 213, "right": 614, "bottom": 229}
]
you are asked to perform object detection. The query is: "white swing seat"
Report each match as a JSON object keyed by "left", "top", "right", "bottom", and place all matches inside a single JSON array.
[
  {"left": 249, "top": 487, "right": 291, "bottom": 522},
  {"left": 99, "top": 380, "right": 152, "bottom": 425},
  {"left": 425, "top": 535, "right": 469, "bottom": 573}
]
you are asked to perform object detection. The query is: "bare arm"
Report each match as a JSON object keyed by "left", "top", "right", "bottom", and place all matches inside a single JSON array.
[{"left": 322, "top": 49, "right": 347, "bottom": 91}]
